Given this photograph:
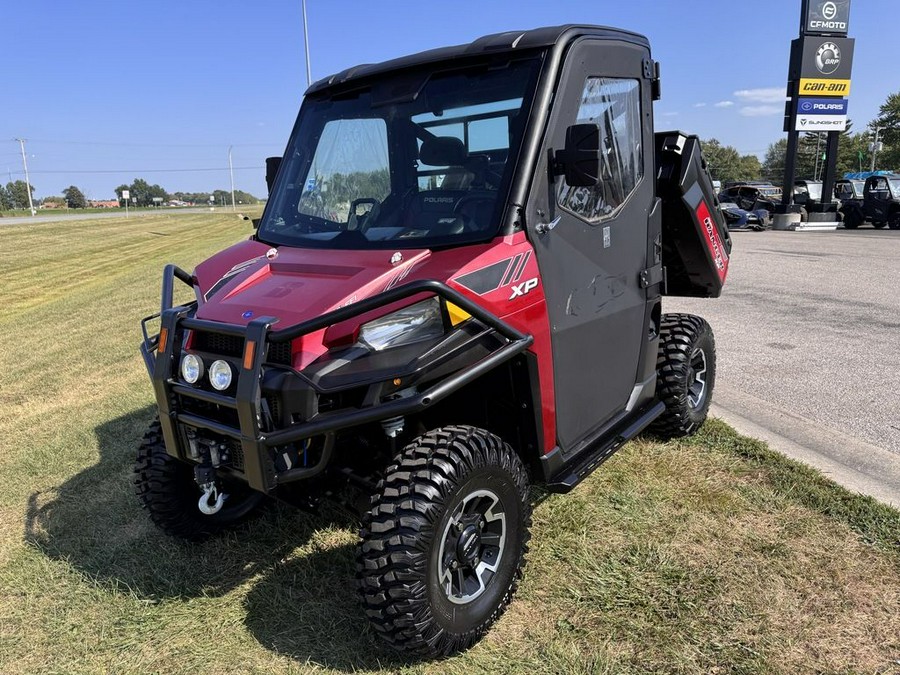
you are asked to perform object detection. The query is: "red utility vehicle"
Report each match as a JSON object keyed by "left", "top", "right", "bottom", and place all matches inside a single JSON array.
[{"left": 137, "top": 25, "right": 731, "bottom": 656}]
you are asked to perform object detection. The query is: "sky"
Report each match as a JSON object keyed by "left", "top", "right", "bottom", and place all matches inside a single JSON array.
[{"left": 1, "top": 0, "right": 893, "bottom": 201}]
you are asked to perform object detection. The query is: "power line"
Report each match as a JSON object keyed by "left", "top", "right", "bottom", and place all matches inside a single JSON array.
[
  {"left": 11, "top": 138, "right": 282, "bottom": 149},
  {"left": 19, "top": 166, "right": 264, "bottom": 175}
]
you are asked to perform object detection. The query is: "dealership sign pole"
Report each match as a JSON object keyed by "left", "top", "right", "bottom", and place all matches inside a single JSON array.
[{"left": 779, "top": 0, "right": 853, "bottom": 223}]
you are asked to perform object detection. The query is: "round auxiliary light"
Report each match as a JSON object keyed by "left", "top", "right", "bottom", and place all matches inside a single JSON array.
[
  {"left": 209, "top": 360, "right": 233, "bottom": 391},
  {"left": 180, "top": 354, "right": 203, "bottom": 384}
]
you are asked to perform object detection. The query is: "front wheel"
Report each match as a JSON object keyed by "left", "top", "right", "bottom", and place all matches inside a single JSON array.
[
  {"left": 842, "top": 209, "right": 861, "bottom": 229},
  {"left": 134, "top": 419, "right": 265, "bottom": 541},
  {"left": 357, "top": 426, "right": 531, "bottom": 657},
  {"left": 888, "top": 211, "right": 900, "bottom": 230},
  {"left": 650, "top": 314, "right": 717, "bottom": 439}
]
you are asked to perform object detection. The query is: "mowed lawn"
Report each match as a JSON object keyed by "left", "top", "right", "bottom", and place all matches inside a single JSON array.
[{"left": 0, "top": 213, "right": 898, "bottom": 674}]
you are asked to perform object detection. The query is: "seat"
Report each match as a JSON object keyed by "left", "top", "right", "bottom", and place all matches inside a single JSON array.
[{"left": 419, "top": 136, "right": 475, "bottom": 189}]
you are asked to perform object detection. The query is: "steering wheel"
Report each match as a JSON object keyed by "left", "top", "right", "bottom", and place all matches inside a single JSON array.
[
  {"left": 452, "top": 193, "right": 494, "bottom": 232},
  {"left": 348, "top": 198, "right": 381, "bottom": 233}
]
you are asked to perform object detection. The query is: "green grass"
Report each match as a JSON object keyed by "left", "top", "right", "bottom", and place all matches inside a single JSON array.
[{"left": 1, "top": 212, "right": 898, "bottom": 674}]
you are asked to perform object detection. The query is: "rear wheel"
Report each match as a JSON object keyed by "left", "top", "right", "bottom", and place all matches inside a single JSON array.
[
  {"left": 357, "top": 425, "right": 530, "bottom": 657},
  {"left": 134, "top": 419, "right": 265, "bottom": 541},
  {"left": 888, "top": 211, "right": 900, "bottom": 230},
  {"left": 650, "top": 314, "right": 716, "bottom": 438}
]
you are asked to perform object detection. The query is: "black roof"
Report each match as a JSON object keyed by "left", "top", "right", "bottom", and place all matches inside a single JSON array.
[{"left": 306, "top": 24, "right": 649, "bottom": 95}]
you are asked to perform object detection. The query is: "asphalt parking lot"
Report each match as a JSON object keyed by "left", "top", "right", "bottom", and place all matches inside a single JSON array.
[{"left": 671, "top": 228, "right": 900, "bottom": 505}]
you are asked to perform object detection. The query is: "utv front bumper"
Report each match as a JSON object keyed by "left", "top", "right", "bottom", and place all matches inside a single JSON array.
[{"left": 141, "top": 265, "right": 533, "bottom": 494}]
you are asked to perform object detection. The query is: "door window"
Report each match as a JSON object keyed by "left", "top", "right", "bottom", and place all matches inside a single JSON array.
[{"left": 556, "top": 78, "right": 643, "bottom": 223}]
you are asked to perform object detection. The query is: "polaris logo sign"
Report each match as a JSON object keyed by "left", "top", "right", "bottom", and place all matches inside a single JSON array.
[
  {"left": 796, "top": 97, "right": 849, "bottom": 115},
  {"left": 804, "top": 0, "right": 850, "bottom": 35}
]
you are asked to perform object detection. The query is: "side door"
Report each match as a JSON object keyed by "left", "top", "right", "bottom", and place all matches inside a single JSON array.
[
  {"left": 868, "top": 177, "right": 890, "bottom": 221},
  {"left": 525, "top": 38, "right": 653, "bottom": 453}
]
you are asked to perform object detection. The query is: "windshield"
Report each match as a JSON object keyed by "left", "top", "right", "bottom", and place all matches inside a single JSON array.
[
  {"left": 891, "top": 179, "right": 900, "bottom": 196},
  {"left": 802, "top": 183, "right": 823, "bottom": 199},
  {"left": 258, "top": 57, "right": 542, "bottom": 249}
]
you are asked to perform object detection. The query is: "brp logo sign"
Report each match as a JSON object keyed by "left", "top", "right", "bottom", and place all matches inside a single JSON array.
[
  {"left": 822, "top": 1, "right": 837, "bottom": 20},
  {"left": 815, "top": 42, "right": 841, "bottom": 75}
]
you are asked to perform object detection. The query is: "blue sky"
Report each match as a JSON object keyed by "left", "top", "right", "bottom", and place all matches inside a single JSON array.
[{"left": 0, "top": 0, "right": 892, "bottom": 200}]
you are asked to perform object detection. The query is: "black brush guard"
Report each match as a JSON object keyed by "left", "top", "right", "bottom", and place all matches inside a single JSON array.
[{"left": 140, "top": 264, "right": 533, "bottom": 493}]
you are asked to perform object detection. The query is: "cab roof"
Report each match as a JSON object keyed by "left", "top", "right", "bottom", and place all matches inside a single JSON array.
[{"left": 306, "top": 24, "right": 650, "bottom": 96}]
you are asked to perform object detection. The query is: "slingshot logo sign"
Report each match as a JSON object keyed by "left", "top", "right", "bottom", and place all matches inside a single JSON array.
[{"left": 815, "top": 42, "right": 841, "bottom": 75}]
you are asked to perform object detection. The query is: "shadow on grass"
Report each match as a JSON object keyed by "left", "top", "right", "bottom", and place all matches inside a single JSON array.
[
  {"left": 21, "top": 405, "right": 416, "bottom": 670},
  {"left": 242, "top": 543, "right": 414, "bottom": 672}
]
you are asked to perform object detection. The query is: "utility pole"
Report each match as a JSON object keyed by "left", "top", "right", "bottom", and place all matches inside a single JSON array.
[
  {"left": 228, "top": 145, "right": 236, "bottom": 212},
  {"left": 14, "top": 138, "right": 36, "bottom": 216},
  {"left": 869, "top": 127, "right": 884, "bottom": 172},
  {"left": 302, "top": 0, "right": 312, "bottom": 87}
]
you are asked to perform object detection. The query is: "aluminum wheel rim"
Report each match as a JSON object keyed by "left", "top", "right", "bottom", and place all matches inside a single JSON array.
[
  {"left": 687, "top": 347, "right": 708, "bottom": 410},
  {"left": 436, "top": 488, "right": 506, "bottom": 605}
]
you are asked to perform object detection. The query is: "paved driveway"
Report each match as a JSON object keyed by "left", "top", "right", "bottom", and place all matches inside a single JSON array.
[{"left": 670, "top": 229, "right": 900, "bottom": 505}]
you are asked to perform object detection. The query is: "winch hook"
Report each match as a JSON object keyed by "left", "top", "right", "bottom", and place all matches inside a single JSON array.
[{"left": 198, "top": 482, "right": 226, "bottom": 515}]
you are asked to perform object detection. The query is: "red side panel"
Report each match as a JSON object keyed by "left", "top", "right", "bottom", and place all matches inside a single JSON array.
[{"left": 695, "top": 201, "right": 730, "bottom": 283}]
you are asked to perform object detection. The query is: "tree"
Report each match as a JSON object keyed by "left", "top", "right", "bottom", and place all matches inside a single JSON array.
[
  {"left": 0, "top": 184, "right": 11, "bottom": 211},
  {"left": 62, "top": 185, "right": 87, "bottom": 209},
  {"left": 4, "top": 181, "right": 35, "bottom": 210},
  {"left": 762, "top": 121, "right": 869, "bottom": 186},
  {"left": 41, "top": 196, "right": 67, "bottom": 208},
  {"left": 171, "top": 189, "right": 261, "bottom": 206},
  {"left": 871, "top": 91, "right": 900, "bottom": 171},
  {"left": 761, "top": 139, "right": 787, "bottom": 185},
  {"left": 115, "top": 178, "right": 170, "bottom": 207},
  {"left": 701, "top": 139, "right": 761, "bottom": 183}
]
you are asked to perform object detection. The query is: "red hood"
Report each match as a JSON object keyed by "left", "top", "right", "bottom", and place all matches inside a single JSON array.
[{"left": 194, "top": 244, "right": 435, "bottom": 326}]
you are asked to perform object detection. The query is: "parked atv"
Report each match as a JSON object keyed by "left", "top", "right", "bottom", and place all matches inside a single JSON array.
[
  {"left": 136, "top": 24, "right": 730, "bottom": 657},
  {"left": 841, "top": 174, "right": 900, "bottom": 229}
]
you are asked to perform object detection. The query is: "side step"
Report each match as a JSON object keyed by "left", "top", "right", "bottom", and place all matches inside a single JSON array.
[{"left": 546, "top": 401, "right": 665, "bottom": 493}]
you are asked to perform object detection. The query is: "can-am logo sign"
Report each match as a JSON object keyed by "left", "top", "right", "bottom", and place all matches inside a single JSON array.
[{"left": 815, "top": 42, "right": 842, "bottom": 74}]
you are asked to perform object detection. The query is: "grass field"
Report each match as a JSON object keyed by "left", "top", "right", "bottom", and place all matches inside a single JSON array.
[{"left": 0, "top": 212, "right": 898, "bottom": 674}]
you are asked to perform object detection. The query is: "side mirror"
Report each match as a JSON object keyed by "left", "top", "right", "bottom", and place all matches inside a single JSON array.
[
  {"left": 238, "top": 213, "right": 262, "bottom": 229},
  {"left": 553, "top": 124, "right": 600, "bottom": 187},
  {"left": 265, "top": 156, "right": 282, "bottom": 195}
]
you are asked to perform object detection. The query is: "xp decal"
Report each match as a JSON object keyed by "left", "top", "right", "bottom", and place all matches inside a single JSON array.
[
  {"left": 453, "top": 251, "right": 533, "bottom": 296},
  {"left": 509, "top": 278, "right": 539, "bottom": 300}
]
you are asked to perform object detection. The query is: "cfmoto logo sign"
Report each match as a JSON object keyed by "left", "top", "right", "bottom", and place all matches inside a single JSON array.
[
  {"left": 815, "top": 42, "right": 841, "bottom": 75},
  {"left": 822, "top": 1, "right": 837, "bottom": 20}
]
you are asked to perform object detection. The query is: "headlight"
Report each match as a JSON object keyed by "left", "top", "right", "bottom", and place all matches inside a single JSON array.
[
  {"left": 359, "top": 298, "right": 444, "bottom": 351},
  {"left": 209, "top": 359, "right": 234, "bottom": 390},
  {"left": 181, "top": 354, "right": 203, "bottom": 384}
]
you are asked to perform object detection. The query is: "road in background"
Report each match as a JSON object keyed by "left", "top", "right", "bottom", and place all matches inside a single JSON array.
[
  {"left": 0, "top": 207, "right": 226, "bottom": 226},
  {"left": 671, "top": 229, "right": 900, "bottom": 505}
]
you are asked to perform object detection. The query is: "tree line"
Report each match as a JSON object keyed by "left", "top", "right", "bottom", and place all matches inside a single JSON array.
[
  {"left": 704, "top": 89, "right": 900, "bottom": 185},
  {"left": 1, "top": 178, "right": 261, "bottom": 211}
]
